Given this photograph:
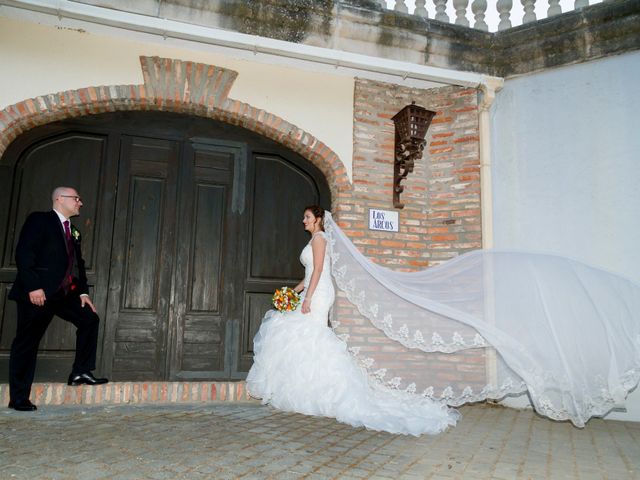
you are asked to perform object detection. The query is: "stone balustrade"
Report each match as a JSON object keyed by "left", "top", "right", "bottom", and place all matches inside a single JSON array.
[{"left": 382, "top": 0, "right": 606, "bottom": 30}]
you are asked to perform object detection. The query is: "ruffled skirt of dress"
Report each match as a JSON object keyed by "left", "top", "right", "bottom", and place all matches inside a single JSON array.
[{"left": 246, "top": 308, "right": 459, "bottom": 436}]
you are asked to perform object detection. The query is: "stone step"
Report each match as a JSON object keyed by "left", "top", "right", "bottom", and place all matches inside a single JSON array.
[{"left": 0, "top": 381, "right": 257, "bottom": 406}]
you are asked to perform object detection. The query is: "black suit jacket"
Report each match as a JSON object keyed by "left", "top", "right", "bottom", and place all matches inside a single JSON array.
[{"left": 8, "top": 210, "right": 89, "bottom": 301}]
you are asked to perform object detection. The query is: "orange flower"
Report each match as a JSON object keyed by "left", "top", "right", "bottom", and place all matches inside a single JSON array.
[{"left": 272, "top": 286, "right": 301, "bottom": 312}]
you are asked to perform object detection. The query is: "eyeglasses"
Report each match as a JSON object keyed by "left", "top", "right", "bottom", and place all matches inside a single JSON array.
[{"left": 60, "top": 195, "right": 82, "bottom": 202}]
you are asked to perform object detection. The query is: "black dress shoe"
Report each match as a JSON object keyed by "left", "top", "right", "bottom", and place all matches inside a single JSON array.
[
  {"left": 67, "top": 372, "right": 109, "bottom": 386},
  {"left": 8, "top": 399, "right": 37, "bottom": 411}
]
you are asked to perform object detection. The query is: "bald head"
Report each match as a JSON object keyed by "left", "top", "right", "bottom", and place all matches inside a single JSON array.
[
  {"left": 51, "top": 186, "right": 83, "bottom": 218},
  {"left": 51, "top": 186, "right": 73, "bottom": 203}
]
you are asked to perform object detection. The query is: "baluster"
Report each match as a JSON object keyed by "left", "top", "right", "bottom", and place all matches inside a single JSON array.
[
  {"left": 521, "top": 0, "right": 537, "bottom": 23},
  {"left": 547, "top": 0, "right": 561, "bottom": 16},
  {"left": 574, "top": 0, "right": 588, "bottom": 7},
  {"left": 497, "top": 0, "right": 512, "bottom": 30},
  {"left": 434, "top": 0, "right": 450, "bottom": 22},
  {"left": 453, "top": 0, "right": 470, "bottom": 26},
  {"left": 415, "top": 0, "right": 429, "bottom": 17},
  {"left": 472, "top": 0, "right": 488, "bottom": 31},
  {"left": 394, "top": 0, "right": 409, "bottom": 13}
]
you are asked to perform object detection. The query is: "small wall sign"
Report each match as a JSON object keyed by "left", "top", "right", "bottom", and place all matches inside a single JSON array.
[{"left": 369, "top": 209, "right": 399, "bottom": 232}]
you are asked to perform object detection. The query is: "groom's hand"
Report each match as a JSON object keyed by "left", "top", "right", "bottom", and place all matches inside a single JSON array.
[
  {"left": 28, "top": 288, "right": 46, "bottom": 306},
  {"left": 80, "top": 294, "right": 97, "bottom": 313}
]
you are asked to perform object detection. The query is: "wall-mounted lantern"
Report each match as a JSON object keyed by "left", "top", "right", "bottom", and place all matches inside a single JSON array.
[{"left": 392, "top": 102, "right": 436, "bottom": 209}]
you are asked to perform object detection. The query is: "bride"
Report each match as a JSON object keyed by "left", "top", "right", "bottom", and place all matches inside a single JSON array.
[
  {"left": 246, "top": 205, "right": 459, "bottom": 436},
  {"left": 248, "top": 205, "right": 640, "bottom": 433}
]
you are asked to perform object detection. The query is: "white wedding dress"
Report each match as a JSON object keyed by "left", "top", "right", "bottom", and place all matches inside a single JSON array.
[{"left": 246, "top": 232, "right": 459, "bottom": 436}]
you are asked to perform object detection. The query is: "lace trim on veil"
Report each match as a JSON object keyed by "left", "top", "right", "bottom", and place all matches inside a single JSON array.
[
  {"left": 342, "top": 339, "right": 528, "bottom": 407},
  {"left": 325, "top": 222, "right": 487, "bottom": 353},
  {"left": 322, "top": 211, "right": 640, "bottom": 426}
]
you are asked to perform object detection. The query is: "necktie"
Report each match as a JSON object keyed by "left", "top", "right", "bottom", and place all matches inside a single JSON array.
[
  {"left": 63, "top": 220, "right": 72, "bottom": 242},
  {"left": 62, "top": 220, "right": 74, "bottom": 292},
  {"left": 63, "top": 220, "right": 74, "bottom": 253}
]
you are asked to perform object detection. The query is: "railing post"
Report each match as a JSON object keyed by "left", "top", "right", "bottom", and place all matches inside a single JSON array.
[
  {"left": 472, "top": 0, "right": 489, "bottom": 30},
  {"left": 574, "top": 0, "right": 589, "bottom": 7},
  {"left": 415, "top": 0, "right": 429, "bottom": 17},
  {"left": 454, "top": 0, "right": 470, "bottom": 26},
  {"left": 394, "top": 0, "right": 409, "bottom": 13},
  {"left": 497, "top": 0, "right": 513, "bottom": 30},
  {"left": 434, "top": 0, "right": 450, "bottom": 22},
  {"left": 547, "top": 0, "right": 562, "bottom": 16},
  {"left": 521, "top": 0, "right": 537, "bottom": 23}
]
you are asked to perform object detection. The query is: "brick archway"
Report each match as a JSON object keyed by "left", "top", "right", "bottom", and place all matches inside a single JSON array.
[{"left": 0, "top": 56, "right": 351, "bottom": 204}]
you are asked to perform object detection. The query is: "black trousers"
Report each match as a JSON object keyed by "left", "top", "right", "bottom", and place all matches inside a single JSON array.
[{"left": 8, "top": 292, "right": 100, "bottom": 403}]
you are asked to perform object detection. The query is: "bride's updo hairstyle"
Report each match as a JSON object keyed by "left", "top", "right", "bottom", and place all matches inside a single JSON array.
[{"left": 304, "top": 205, "right": 325, "bottom": 231}]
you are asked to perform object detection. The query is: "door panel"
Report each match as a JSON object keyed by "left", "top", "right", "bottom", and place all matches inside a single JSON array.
[
  {"left": 123, "top": 178, "right": 165, "bottom": 310},
  {"left": 0, "top": 290, "right": 16, "bottom": 351},
  {"left": 250, "top": 155, "right": 321, "bottom": 280},
  {"left": 176, "top": 183, "right": 227, "bottom": 374},
  {"left": 189, "top": 185, "right": 225, "bottom": 312},
  {"left": 105, "top": 135, "right": 178, "bottom": 380},
  {"left": 170, "top": 142, "right": 240, "bottom": 379},
  {"left": 236, "top": 153, "right": 327, "bottom": 373},
  {"left": 242, "top": 292, "right": 273, "bottom": 362}
]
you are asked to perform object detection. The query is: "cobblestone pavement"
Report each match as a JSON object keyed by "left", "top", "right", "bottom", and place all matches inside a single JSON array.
[{"left": 1, "top": 403, "right": 639, "bottom": 479}]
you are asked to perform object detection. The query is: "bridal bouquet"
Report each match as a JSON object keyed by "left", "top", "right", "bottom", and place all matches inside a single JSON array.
[{"left": 272, "top": 286, "right": 301, "bottom": 312}]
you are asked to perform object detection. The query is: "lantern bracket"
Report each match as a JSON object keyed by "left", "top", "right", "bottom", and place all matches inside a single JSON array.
[{"left": 391, "top": 102, "right": 436, "bottom": 209}]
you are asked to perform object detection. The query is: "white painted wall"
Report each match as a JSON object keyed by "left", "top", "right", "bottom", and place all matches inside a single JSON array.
[
  {"left": 491, "top": 50, "right": 640, "bottom": 422},
  {"left": 0, "top": 16, "right": 355, "bottom": 178}
]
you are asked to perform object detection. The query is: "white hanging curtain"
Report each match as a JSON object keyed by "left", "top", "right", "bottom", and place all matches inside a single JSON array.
[{"left": 324, "top": 212, "right": 640, "bottom": 427}]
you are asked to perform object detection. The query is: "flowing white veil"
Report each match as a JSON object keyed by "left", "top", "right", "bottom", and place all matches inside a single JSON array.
[{"left": 324, "top": 212, "right": 640, "bottom": 427}]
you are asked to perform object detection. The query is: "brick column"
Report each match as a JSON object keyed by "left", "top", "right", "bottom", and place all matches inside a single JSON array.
[{"left": 332, "top": 78, "right": 486, "bottom": 401}]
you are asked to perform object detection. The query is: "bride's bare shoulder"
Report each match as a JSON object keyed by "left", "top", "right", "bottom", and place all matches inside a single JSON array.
[{"left": 310, "top": 231, "right": 327, "bottom": 244}]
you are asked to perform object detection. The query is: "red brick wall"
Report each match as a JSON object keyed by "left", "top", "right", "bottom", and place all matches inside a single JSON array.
[
  {"left": 336, "top": 78, "right": 482, "bottom": 268},
  {"left": 332, "top": 78, "right": 486, "bottom": 400}
]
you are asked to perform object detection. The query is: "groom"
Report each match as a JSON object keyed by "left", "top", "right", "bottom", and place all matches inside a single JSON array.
[{"left": 8, "top": 187, "right": 108, "bottom": 411}]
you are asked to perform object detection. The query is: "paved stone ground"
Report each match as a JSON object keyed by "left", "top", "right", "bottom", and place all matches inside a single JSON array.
[{"left": 1, "top": 403, "right": 638, "bottom": 479}]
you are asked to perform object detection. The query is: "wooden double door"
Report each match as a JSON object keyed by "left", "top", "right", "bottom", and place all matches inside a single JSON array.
[{"left": 0, "top": 112, "right": 330, "bottom": 381}]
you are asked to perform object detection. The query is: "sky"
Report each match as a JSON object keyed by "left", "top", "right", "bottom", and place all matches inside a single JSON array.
[{"left": 384, "top": 0, "right": 602, "bottom": 31}]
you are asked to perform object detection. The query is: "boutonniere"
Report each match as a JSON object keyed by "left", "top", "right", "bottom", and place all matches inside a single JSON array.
[{"left": 71, "top": 226, "right": 81, "bottom": 241}]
